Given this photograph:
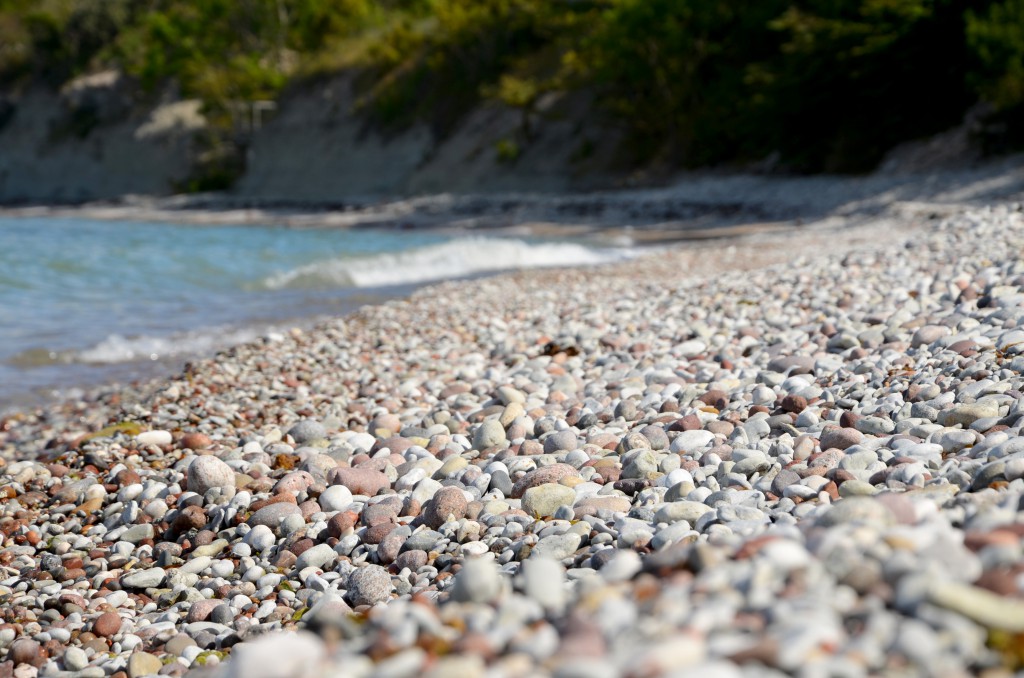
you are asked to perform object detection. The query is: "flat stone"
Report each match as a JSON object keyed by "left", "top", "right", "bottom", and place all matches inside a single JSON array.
[
  {"left": 136, "top": 430, "right": 172, "bottom": 447},
  {"left": 9, "top": 639, "right": 42, "bottom": 668},
  {"left": 771, "top": 469, "right": 801, "bottom": 496},
  {"left": 403, "top": 529, "right": 443, "bottom": 552},
  {"left": 164, "top": 635, "right": 196, "bottom": 657},
  {"left": 622, "top": 449, "right": 659, "bottom": 478},
  {"left": 911, "top": 325, "right": 950, "bottom": 348},
  {"left": 531, "top": 532, "right": 582, "bottom": 561},
  {"left": 519, "top": 556, "right": 566, "bottom": 613},
  {"left": 327, "top": 467, "right": 390, "bottom": 496},
  {"left": 121, "top": 568, "right": 166, "bottom": 590},
  {"left": 288, "top": 420, "right": 328, "bottom": 444},
  {"left": 655, "top": 501, "right": 712, "bottom": 524},
  {"left": 940, "top": 401, "right": 1000, "bottom": 428},
  {"left": 928, "top": 581, "right": 1024, "bottom": 631},
  {"left": 296, "top": 544, "right": 338, "bottom": 571},
  {"left": 573, "top": 496, "right": 632, "bottom": 516},
  {"left": 670, "top": 430, "right": 716, "bottom": 454},
  {"left": 180, "top": 433, "right": 212, "bottom": 450},
  {"left": 244, "top": 524, "right": 277, "bottom": 551},
  {"left": 732, "top": 449, "right": 770, "bottom": 475},
  {"left": 497, "top": 386, "right": 525, "bottom": 405},
  {"left": 511, "top": 464, "right": 579, "bottom": 498},
  {"left": 120, "top": 524, "right": 154, "bottom": 544},
  {"left": 190, "top": 539, "right": 229, "bottom": 558},
  {"left": 225, "top": 630, "right": 326, "bottom": 678},
  {"left": 128, "top": 651, "right": 162, "bottom": 677},
  {"left": 62, "top": 647, "right": 88, "bottom": 672},
  {"left": 543, "top": 430, "right": 578, "bottom": 453},
  {"left": 247, "top": 503, "right": 302, "bottom": 530},
  {"left": 819, "top": 427, "right": 863, "bottom": 451},
  {"left": 816, "top": 497, "right": 895, "bottom": 527}
]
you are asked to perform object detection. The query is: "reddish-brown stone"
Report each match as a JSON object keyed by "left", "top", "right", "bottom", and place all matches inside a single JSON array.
[
  {"left": 326, "top": 468, "right": 390, "bottom": 496},
  {"left": 185, "top": 599, "right": 221, "bottom": 623},
  {"left": 248, "top": 493, "right": 298, "bottom": 513},
  {"left": 364, "top": 522, "right": 398, "bottom": 544},
  {"left": 8, "top": 639, "right": 43, "bottom": 667},
  {"left": 510, "top": 463, "right": 579, "bottom": 498},
  {"left": 181, "top": 433, "right": 212, "bottom": 451},
  {"left": 780, "top": 394, "right": 808, "bottom": 414},
  {"left": 326, "top": 512, "right": 356, "bottom": 539},
  {"left": 288, "top": 538, "right": 315, "bottom": 557},
  {"left": 93, "top": 611, "right": 122, "bottom": 638},
  {"left": 173, "top": 505, "right": 206, "bottom": 532},
  {"left": 422, "top": 486, "right": 469, "bottom": 528}
]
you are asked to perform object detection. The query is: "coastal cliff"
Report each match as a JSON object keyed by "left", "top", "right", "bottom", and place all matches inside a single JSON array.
[{"left": 0, "top": 73, "right": 623, "bottom": 204}]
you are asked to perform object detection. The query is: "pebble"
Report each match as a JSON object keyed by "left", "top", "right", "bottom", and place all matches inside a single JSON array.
[
  {"left": 247, "top": 503, "right": 302, "bottom": 529},
  {"left": 819, "top": 427, "right": 863, "bottom": 451},
  {"left": 121, "top": 568, "right": 166, "bottom": 589},
  {"left": 62, "top": 648, "right": 88, "bottom": 672},
  {"left": 522, "top": 483, "right": 576, "bottom": 518},
  {"left": 327, "top": 467, "right": 390, "bottom": 496},
  {"left": 2, "top": 203, "right": 1024, "bottom": 678},
  {"left": 187, "top": 455, "right": 235, "bottom": 495},
  {"left": 126, "top": 653, "right": 162, "bottom": 678},
  {"left": 941, "top": 401, "right": 1001, "bottom": 428},
  {"left": 136, "top": 430, "right": 172, "bottom": 446},
  {"left": 928, "top": 581, "right": 1024, "bottom": 631},
  {"left": 670, "top": 430, "right": 715, "bottom": 453},
  {"left": 817, "top": 497, "right": 895, "bottom": 527},
  {"left": 450, "top": 558, "right": 502, "bottom": 604},
  {"left": 532, "top": 533, "right": 582, "bottom": 561},
  {"left": 295, "top": 544, "right": 338, "bottom": 571},
  {"left": 346, "top": 565, "right": 393, "bottom": 606},
  {"left": 93, "top": 611, "right": 121, "bottom": 637},
  {"left": 519, "top": 557, "right": 566, "bottom": 613},
  {"left": 317, "top": 485, "right": 353, "bottom": 512},
  {"left": 9, "top": 640, "right": 41, "bottom": 668},
  {"left": 287, "top": 420, "right": 327, "bottom": 444},
  {"left": 225, "top": 631, "right": 325, "bottom": 678},
  {"left": 422, "top": 486, "right": 468, "bottom": 528},
  {"left": 472, "top": 419, "right": 507, "bottom": 450}
]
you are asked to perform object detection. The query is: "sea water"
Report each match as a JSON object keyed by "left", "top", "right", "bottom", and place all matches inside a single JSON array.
[{"left": 0, "top": 215, "right": 630, "bottom": 409}]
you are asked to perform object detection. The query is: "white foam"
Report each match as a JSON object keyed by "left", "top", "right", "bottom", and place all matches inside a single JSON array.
[
  {"left": 261, "top": 237, "right": 634, "bottom": 290},
  {"left": 74, "top": 326, "right": 269, "bottom": 364}
]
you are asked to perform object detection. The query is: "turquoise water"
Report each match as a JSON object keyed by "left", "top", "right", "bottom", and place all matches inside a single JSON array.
[{"left": 0, "top": 216, "right": 629, "bottom": 409}]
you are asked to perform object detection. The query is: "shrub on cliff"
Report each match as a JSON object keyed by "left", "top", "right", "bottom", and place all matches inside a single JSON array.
[{"left": 3, "top": 0, "right": 1024, "bottom": 180}]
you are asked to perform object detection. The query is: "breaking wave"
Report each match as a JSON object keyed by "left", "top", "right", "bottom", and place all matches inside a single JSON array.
[{"left": 261, "top": 237, "right": 634, "bottom": 290}]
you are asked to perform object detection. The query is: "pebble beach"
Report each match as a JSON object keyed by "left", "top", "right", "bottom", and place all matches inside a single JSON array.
[{"left": 2, "top": 201, "right": 1024, "bottom": 678}]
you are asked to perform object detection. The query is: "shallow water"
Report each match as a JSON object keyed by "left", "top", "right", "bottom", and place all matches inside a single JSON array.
[{"left": 0, "top": 216, "right": 630, "bottom": 410}]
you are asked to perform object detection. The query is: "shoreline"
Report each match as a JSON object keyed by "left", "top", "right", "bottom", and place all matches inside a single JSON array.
[
  {"left": 0, "top": 215, "right": 909, "bottom": 428},
  {"left": 1, "top": 180, "right": 1024, "bottom": 676},
  {"left": 2, "top": 157, "right": 1023, "bottom": 240}
]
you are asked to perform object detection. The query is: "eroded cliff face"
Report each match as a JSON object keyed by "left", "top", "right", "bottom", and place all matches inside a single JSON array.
[
  {"left": 0, "top": 73, "right": 622, "bottom": 204},
  {"left": 0, "top": 72, "right": 202, "bottom": 203},
  {"left": 235, "top": 75, "right": 623, "bottom": 200}
]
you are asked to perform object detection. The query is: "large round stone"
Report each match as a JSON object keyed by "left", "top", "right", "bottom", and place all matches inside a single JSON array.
[
  {"left": 346, "top": 565, "right": 393, "bottom": 606},
  {"left": 187, "top": 455, "right": 235, "bottom": 495}
]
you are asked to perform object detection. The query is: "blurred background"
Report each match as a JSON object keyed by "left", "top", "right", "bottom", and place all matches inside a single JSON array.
[{"left": 1, "top": 0, "right": 1023, "bottom": 201}]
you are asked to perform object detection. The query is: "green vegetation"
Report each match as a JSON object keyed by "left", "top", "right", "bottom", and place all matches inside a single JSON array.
[{"left": 3, "top": 0, "right": 1024, "bottom": 177}]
